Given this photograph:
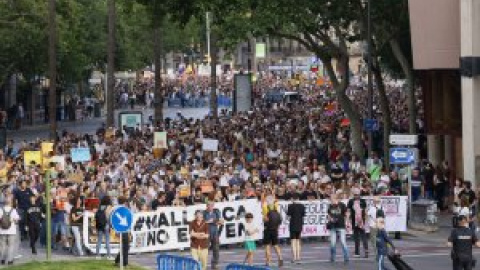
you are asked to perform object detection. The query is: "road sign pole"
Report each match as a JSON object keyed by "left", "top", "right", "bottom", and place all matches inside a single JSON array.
[
  {"left": 45, "top": 173, "right": 52, "bottom": 261},
  {"left": 119, "top": 232, "right": 123, "bottom": 270},
  {"left": 407, "top": 164, "right": 412, "bottom": 223}
]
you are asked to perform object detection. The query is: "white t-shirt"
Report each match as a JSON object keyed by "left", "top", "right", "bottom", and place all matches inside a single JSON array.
[
  {"left": 244, "top": 222, "right": 257, "bottom": 241},
  {"left": 0, "top": 206, "right": 20, "bottom": 235},
  {"left": 367, "top": 206, "right": 380, "bottom": 229}
]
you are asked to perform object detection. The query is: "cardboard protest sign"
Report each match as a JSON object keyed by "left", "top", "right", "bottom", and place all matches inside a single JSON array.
[
  {"left": 154, "top": 132, "right": 167, "bottom": 149},
  {"left": 41, "top": 142, "right": 54, "bottom": 156},
  {"left": 71, "top": 148, "right": 91, "bottom": 163},
  {"left": 202, "top": 139, "right": 219, "bottom": 152},
  {"left": 24, "top": 151, "right": 42, "bottom": 168}
]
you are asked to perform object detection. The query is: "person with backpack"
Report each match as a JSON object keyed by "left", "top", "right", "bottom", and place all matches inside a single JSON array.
[
  {"left": 263, "top": 202, "right": 283, "bottom": 267},
  {"left": 95, "top": 196, "right": 113, "bottom": 259},
  {"left": 0, "top": 195, "right": 20, "bottom": 265}
]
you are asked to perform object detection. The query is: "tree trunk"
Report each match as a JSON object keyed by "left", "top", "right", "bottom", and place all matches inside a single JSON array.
[
  {"left": 153, "top": 22, "right": 163, "bottom": 124},
  {"left": 323, "top": 56, "right": 365, "bottom": 160},
  {"left": 106, "top": 0, "right": 115, "bottom": 127},
  {"left": 210, "top": 18, "right": 218, "bottom": 120},
  {"left": 48, "top": 0, "right": 57, "bottom": 140},
  {"left": 390, "top": 38, "right": 415, "bottom": 134},
  {"left": 372, "top": 59, "right": 392, "bottom": 167}
]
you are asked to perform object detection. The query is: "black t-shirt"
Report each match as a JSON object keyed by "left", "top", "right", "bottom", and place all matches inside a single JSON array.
[
  {"left": 390, "top": 179, "right": 403, "bottom": 195},
  {"left": 70, "top": 207, "right": 84, "bottom": 226},
  {"left": 287, "top": 202, "right": 306, "bottom": 232},
  {"left": 459, "top": 189, "right": 476, "bottom": 206},
  {"left": 14, "top": 188, "right": 34, "bottom": 210},
  {"left": 449, "top": 227, "right": 477, "bottom": 261},
  {"left": 327, "top": 202, "right": 347, "bottom": 229}
]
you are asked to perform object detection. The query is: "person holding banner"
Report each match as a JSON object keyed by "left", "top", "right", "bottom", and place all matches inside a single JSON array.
[
  {"left": 190, "top": 210, "right": 209, "bottom": 270},
  {"left": 327, "top": 193, "right": 349, "bottom": 264},
  {"left": 204, "top": 202, "right": 222, "bottom": 270}
]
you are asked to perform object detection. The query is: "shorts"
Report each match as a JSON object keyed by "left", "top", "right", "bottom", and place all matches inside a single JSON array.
[
  {"left": 290, "top": 231, "right": 301, "bottom": 240},
  {"left": 263, "top": 230, "right": 279, "bottom": 246},
  {"left": 245, "top": 240, "right": 256, "bottom": 251}
]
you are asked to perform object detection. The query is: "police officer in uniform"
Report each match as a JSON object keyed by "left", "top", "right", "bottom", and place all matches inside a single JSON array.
[{"left": 448, "top": 215, "right": 480, "bottom": 270}]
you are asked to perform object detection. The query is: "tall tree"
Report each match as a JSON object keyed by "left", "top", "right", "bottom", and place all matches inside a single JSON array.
[
  {"left": 48, "top": 0, "right": 57, "bottom": 139},
  {"left": 106, "top": 0, "right": 115, "bottom": 127},
  {"left": 152, "top": 0, "right": 163, "bottom": 122},
  {"left": 209, "top": 12, "right": 218, "bottom": 120}
]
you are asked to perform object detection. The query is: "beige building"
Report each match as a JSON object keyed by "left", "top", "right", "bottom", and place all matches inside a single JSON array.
[{"left": 409, "top": 0, "right": 480, "bottom": 186}]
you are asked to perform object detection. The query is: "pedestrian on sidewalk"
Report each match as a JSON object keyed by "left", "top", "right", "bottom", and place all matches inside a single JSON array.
[
  {"left": 243, "top": 213, "right": 259, "bottom": 266},
  {"left": 286, "top": 193, "right": 305, "bottom": 264},
  {"left": 448, "top": 215, "right": 480, "bottom": 270},
  {"left": 0, "top": 195, "right": 20, "bottom": 265}
]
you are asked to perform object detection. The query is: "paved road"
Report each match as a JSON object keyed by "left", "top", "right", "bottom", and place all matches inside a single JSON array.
[
  {"left": 7, "top": 106, "right": 211, "bottom": 143},
  {"left": 6, "top": 230, "right": 459, "bottom": 270},
  {"left": 129, "top": 233, "right": 458, "bottom": 270}
]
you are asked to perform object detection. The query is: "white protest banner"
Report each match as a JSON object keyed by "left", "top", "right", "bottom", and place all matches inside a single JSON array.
[
  {"left": 83, "top": 199, "right": 262, "bottom": 254},
  {"left": 154, "top": 132, "right": 167, "bottom": 149},
  {"left": 277, "top": 200, "right": 329, "bottom": 238},
  {"left": 277, "top": 196, "right": 408, "bottom": 238},
  {"left": 71, "top": 147, "right": 91, "bottom": 163},
  {"left": 202, "top": 138, "right": 219, "bottom": 152}
]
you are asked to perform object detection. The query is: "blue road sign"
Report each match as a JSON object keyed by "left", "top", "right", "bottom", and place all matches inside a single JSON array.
[
  {"left": 110, "top": 206, "right": 133, "bottom": 233},
  {"left": 389, "top": 148, "right": 416, "bottom": 164},
  {"left": 363, "top": 119, "right": 379, "bottom": 131}
]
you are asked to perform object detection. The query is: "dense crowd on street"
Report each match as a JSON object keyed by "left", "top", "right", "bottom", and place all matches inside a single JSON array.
[{"left": 0, "top": 74, "right": 473, "bottom": 270}]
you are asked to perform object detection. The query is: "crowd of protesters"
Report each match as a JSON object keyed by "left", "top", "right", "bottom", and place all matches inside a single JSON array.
[{"left": 0, "top": 74, "right": 467, "bottom": 269}]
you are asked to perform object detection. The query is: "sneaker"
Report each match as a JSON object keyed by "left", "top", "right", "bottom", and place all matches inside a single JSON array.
[
  {"left": 7, "top": 261, "right": 13, "bottom": 265},
  {"left": 291, "top": 260, "right": 296, "bottom": 264},
  {"left": 278, "top": 259, "right": 284, "bottom": 267},
  {"left": 1, "top": 260, "right": 5, "bottom": 265},
  {"left": 354, "top": 254, "right": 360, "bottom": 258},
  {"left": 296, "top": 261, "right": 302, "bottom": 265}
]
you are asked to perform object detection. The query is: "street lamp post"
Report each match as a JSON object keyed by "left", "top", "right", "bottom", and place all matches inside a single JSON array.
[{"left": 366, "top": 0, "right": 374, "bottom": 157}]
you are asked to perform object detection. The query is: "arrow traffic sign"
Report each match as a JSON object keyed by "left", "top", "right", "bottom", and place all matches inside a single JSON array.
[
  {"left": 110, "top": 206, "right": 133, "bottom": 233},
  {"left": 389, "top": 148, "right": 416, "bottom": 165}
]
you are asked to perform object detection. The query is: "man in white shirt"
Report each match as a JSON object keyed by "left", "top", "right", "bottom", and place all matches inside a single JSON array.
[{"left": 0, "top": 196, "right": 20, "bottom": 265}]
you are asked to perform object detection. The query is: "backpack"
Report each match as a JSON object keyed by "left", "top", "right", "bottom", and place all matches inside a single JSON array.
[
  {"left": 0, "top": 207, "right": 13, "bottom": 230},
  {"left": 95, "top": 207, "right": 108, "bottom": 231},
  {"left": 267, "top": 209, "right": 282, "bottom": 230}
]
